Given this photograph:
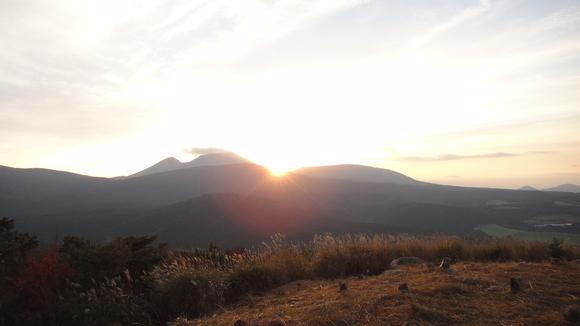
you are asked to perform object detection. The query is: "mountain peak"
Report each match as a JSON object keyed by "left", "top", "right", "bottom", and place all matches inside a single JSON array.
[
  {"left": 183, "top": 151, "right": 252, "bottom": 168},
  {"left": 128, "top": 151, "right": 252, "bottom": 178},
  {"left": 518, "top": 186, "right": 539, "bottom": 191}
]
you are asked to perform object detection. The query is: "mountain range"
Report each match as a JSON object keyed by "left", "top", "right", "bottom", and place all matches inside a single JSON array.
[
  {"left": 124, "top": 151, "right": 252, "bottom": 178},
  {"left": 2, "top": 152, "right": 580, "bottom": 249}
]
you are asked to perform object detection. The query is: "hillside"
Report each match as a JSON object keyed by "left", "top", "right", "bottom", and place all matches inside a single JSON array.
[
  {"left": 175, "top": 262, "right": 580, "bottom": 326},
  {"left": 5, "top": 161, "right": 580, "bottom": 249},
  {"left": 542, "top": 184, "right": 580, "bottom": 193},
  {"left": 292, "top": 164, "right": 427, "bottom": 185},
  {"left": 14, "top": 192, "right": 429, "bottom": 249}
]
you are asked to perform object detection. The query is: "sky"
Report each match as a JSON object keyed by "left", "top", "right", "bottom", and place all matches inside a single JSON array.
[{"left": 1, "top": 0, "right": 579, "bottom": 189}]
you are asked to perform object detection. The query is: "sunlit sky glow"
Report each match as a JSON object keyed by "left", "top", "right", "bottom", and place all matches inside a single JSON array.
[{"left": 1, "top": 0, "right": 579, "bottom": 189}]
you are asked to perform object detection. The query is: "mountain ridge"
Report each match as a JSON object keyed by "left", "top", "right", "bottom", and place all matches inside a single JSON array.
[
  {"left": 291, "top": 164, "right": 427, "bottom": 186},
  {"left": 126, "top": 151, "right": 252, "bottom": 178}
]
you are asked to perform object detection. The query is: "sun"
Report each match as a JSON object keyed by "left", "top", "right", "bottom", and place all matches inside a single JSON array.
[{"left": 268, "top": 166, "right": 288, "bottom": 176}]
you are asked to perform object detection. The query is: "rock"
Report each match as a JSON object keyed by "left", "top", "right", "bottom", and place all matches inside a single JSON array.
[
  {"left": 398, "top": 283, "right": 409, "bottom": 292},
  {"left": 565, "top": 309, "right": 580, "bottom": 323},
  {"left": 551, "top": 257, "right": 563, "bottom": 265},
  {"left": 339, "top": 282, "right": 347, "bottom": 292},
  {"left": 510, "top": 277, "right": 524, "bottom": 293},
  {"left": 379, "top": 270, "right": 406, "bottom": 277},
  {"left": 439, "top": 257, "right": 452, "bottom": 269},
  {"left": 390, "top": 257, "right": 425, "bottom": 268},
  {"left": 357, "top": 274, "right": 364, "bottom": 280},
  {"left": 570, "top": 259, "right": 580, "bottom": 265}
]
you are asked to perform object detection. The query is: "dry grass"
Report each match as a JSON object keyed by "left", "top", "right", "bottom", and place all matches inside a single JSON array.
[{"left": 171, "top": 262, "right": 580, "bottom": 326}]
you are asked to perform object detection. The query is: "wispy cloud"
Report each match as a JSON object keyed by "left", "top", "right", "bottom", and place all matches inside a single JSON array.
[
  {"left": 183, "top": 147, "right": 228, "bottom": 155},
  {"left": 409, "top": 0, "right": 492, "bottom": 48},
  {"left": 393, "top": 151, "right": 556, "bottom": 163}
]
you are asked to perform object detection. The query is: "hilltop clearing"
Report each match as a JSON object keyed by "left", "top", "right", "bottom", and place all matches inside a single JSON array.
[{"left": 174, "top": 262, "right": 580, "bottom": 326}]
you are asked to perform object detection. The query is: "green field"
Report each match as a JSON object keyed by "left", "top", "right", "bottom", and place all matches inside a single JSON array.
[{"left": 474, "top": 224, "right": 580, "bottom": 245}]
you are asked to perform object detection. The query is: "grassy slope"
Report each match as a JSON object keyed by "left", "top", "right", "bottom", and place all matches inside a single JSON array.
[
  {"left": 173, "top": 262, "right": 580, "bottom": 326},
  {"left": 475, "top": 224, "right": 580, "bottom": 244}
]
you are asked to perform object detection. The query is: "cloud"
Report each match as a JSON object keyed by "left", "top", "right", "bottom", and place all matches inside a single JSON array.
[
  {"left": 409, "top": 0, "right": 492, "bottom": 48},
  {"left": 394, "top": 151, "right": 557, "bottom": 162},
  {"left": 182, "top": 147, "right": 228, "bottom": 155},
  {"left": 374, "top": 147, "right": 400, "bottom": 154},
  {"left": 395, "top": 152, "right": 519, "bottom": 162},
  {"left": 526, "top": 151, "right": 557, "bottom": 155}
]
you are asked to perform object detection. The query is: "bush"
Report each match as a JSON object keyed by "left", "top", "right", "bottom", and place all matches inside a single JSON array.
[
  {"left": 59, "top": 235, "right": 167, "bottom": 287},
  {"left": 227, "top": 264, "right": 280, "bottom": 300},
  {"left": 13, "top": 246, "right": 74, "bottom": 321},
  {"left": 0, "top": 217, "right": 38, "bottom": 325},
  {"left": 45, "top": 275, "right": 155, "bottom": 326},
  {"left": 548, "top": 237, "right": 566, "bottom": 259},
  {"left": 150, "top": 267, "right": 228, "bottom": 321}
]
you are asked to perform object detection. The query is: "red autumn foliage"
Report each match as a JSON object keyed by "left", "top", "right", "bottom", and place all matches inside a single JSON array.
[{"left": 13, "top": 245, "right": 75, "bottom": 312}]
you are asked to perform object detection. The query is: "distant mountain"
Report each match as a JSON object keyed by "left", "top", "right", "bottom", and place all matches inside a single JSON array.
[
  {"left": 519, "top": 186, "right": 539, "bottom": 191},
  {"left": 291, "top": 164, "right": 427, "bottom": 186},
  {"left": 541, "top": 184, "right": 580, "bottom": 193},
  {"left": 4, "top": 162, "right": 580, "bottom": 249},
  {"left": 127, "top": 151, "right": 252, "bottom": 178}
]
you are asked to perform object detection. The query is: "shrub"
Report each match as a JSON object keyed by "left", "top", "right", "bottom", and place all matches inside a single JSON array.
[
  {"left": 150, "top": 267, "right": 229, "bottom": 321},
  {"left": 59, "top": 235, "right": 167, "bottom": 287},
  {"left": 548, "top": 237, "right": 566, "bottom": 259},
  {"left": 0, "top": 217, "right": 39, "bottom": 325},
  {"left": 227, "top": 264, "right": 280, "bottom": 300},
  {"left": 13, "top": 246, "right": 75, "bottom": 317},
  {"left": 46, "top": 275, "right": 154, "bottom": 326}
]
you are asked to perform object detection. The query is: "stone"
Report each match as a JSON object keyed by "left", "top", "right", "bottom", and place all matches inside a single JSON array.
[
  {"left": 565, "top": 309, "right": 580, "bottom": 323},
  {"left": 398, "top": 283, "right": 409, "bottom": 292},
  {"left": 510, "top": 277, "right": 524, "bottom": 293},
  {"left": 357, "top": 274, "right": 364, "bottom": 280},
  {"left": 339, "top": 282, "right": 347, "bottom": 292},
  {"left": 551, "top": 257, "right": 563, "bottom": 265},
  {"left": 439, "top": 257, "right": 452, "bottom": 269},
  {"left": 390, "top": 257, "right": 425, "bottom": 268},
  {"left": 379, "top": 270, "right": 406, "bottom": 277}
]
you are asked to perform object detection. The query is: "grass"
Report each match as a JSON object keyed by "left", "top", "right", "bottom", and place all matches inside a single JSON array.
[
  {"left": 475, "top": 224, "right": 580, "bottom": 244},
  {"left": 165, "top": 234, "right": 580, "bottom": 325},
  {"left": 171, "top": 262, "right": 580, "bottom": 326},
  {"left": 7, "top": 233, "right": 580, "bottom": 325}
]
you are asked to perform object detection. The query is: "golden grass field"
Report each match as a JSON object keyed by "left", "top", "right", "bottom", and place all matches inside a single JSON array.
[{"left": 172, "top": 261, "right": 580, "bottom": 326}]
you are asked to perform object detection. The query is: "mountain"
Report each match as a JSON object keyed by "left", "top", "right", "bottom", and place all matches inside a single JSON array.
[
  {"left": 0, "top": 165, "right": 115, "bottom": 216},
  {"left": 291, "top": 164, "right": 427, "bottom": 186},
  {"left": 14, "top": 192, "right": 428, "bottom": 250},
  {"left": 541, "top": 184, "right": 580, "bottom": 193},
  {"left": 3, "top": 162, "right": 580, "bottom": 249},
  {"left": 127, "top": 151, "right": 252, "bottom": 178},
  {"left": 518, "top": 186, "right": 539, "bottom": 191}
]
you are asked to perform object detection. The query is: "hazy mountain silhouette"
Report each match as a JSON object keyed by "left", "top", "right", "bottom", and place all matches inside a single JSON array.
[
  {"left": 127, "top": 151, "right": 252, "bottom": 178},
  {"left": 518, "top": 186, "right": 539, "bottom": 191},
  {"left": 291, "top": 164, "right": 427, "bottom": 186},
  {"left": 0, "top": 165, "right": 115, "bottom": 216},
  {"left": 3, "top": 161, "right": 580, "bottom": 249},
  {"left": 541, "top": 184, "right": 580, "bottom": 193},
  {"left": 3, "top": 162, "right": 580, "bottom": 217}
]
